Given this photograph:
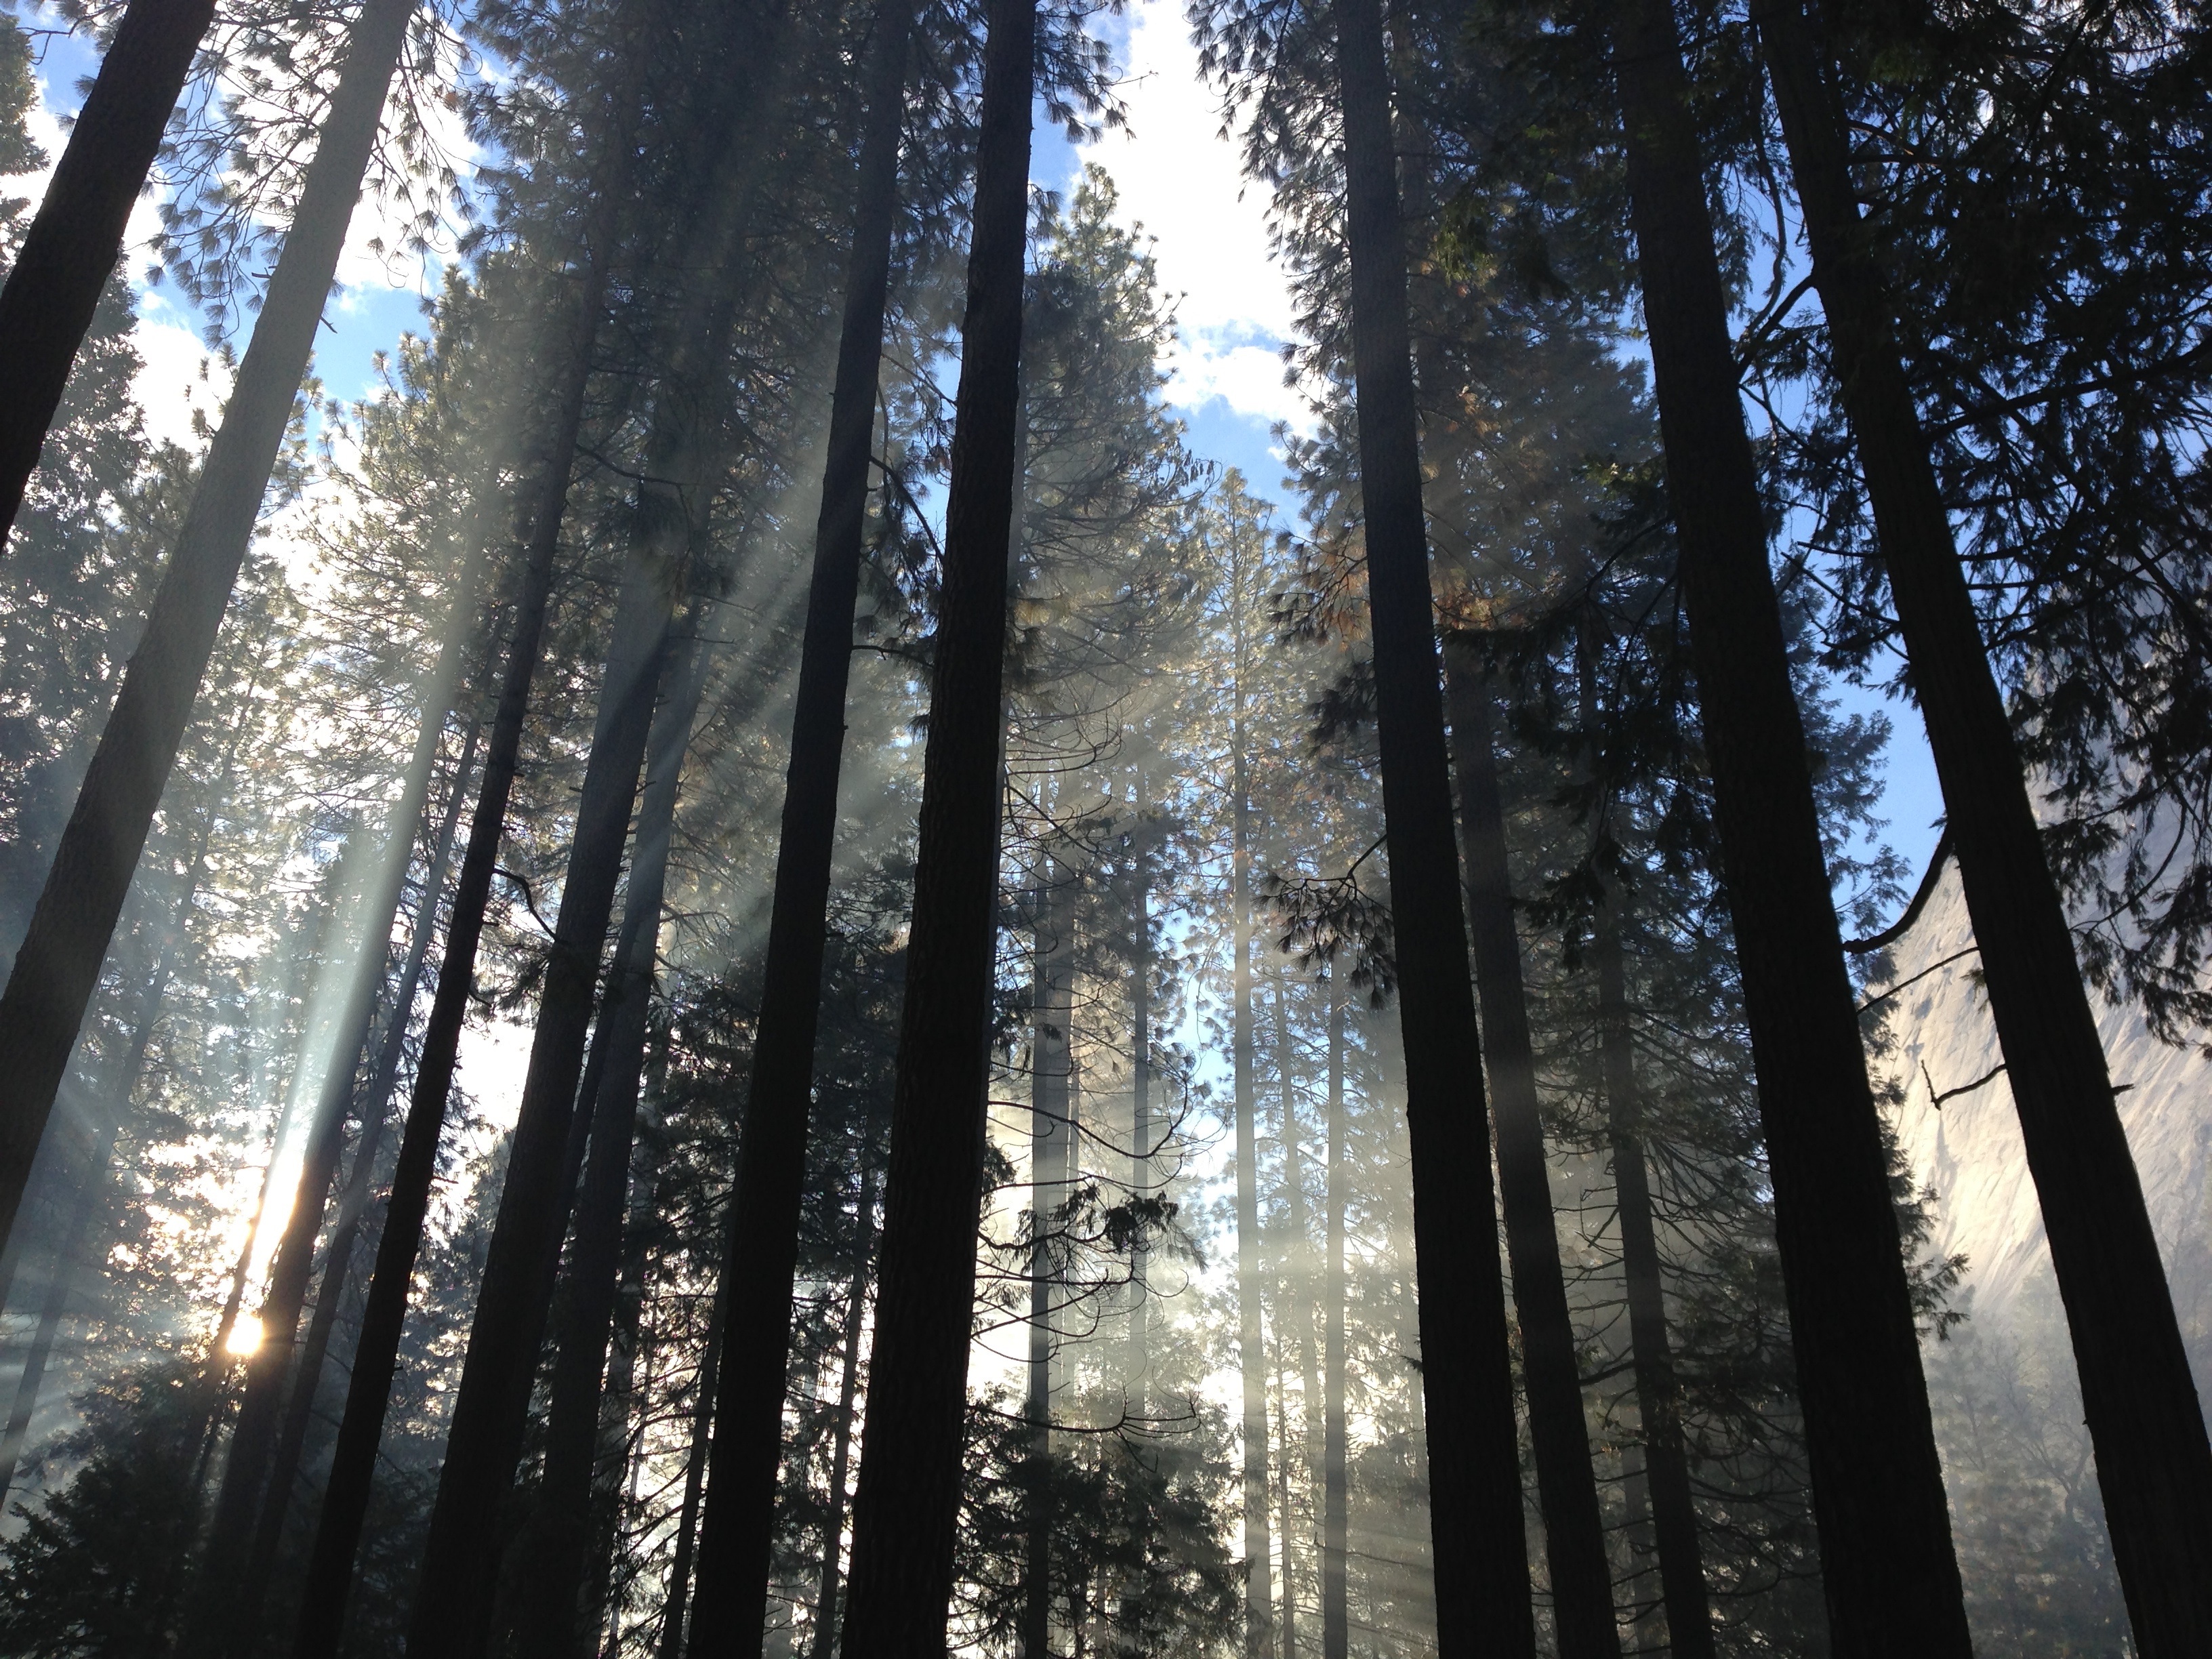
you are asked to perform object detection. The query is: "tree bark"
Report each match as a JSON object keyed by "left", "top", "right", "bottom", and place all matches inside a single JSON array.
[
  {"left": 1229, "top": 522, "right": 1274, "bottom": 1659},
  {"left": 833, "top": 0, "right": 1031, "bottom": 1639},
  {"left": 1593, "top": 893, "right": 1713, "bottom": 1659},
  {"left": 0, "top": 0, "right": 420, "bottom": 1257},
  {"left": 1759, "top": 7, "right": 2212, "bottom": 1650},
  {"left": 236, "top": 716, "right": 484, "bottom": 1633},
  {"left": 1442, "top": 660, "right": 1618, "bottom": 1659},
  {"left": 285, "top": 224, "right": 611, "bottom": 1659},
  {"left": 1329, "top": 0, "right": 1534, "bottom": 1650},
  {"left": 1272, "top": 972, "right": 1323, "bottom": 1659},
  {"left": 197, "top": 473, "right": 494, "bottom": 1645},
  {"left": 1603, "top": 0, "right": 1971, "bottom": 1648},
  {"left": 0, "top": 947, "right": 165, "bottom": 1498},
  {"left": 403, "top": 508, "right": 680, "bottom": 1659},
  {"left": 654, "top": 1207, "right": 735, "bottom": 1659},
  {"left": 513, "top": 627, "right": 712, "bottom": 1659},
  {"left": 680, "top": 4, "right": 915, "bottom": 1643},
  {"left": 807, "top": 1155, "right": 879, "bottom": 1659},
  {"left": 1320, "top": 986, "right": 1347, "bottom": 1659},
  {"left": 0, "top": 0, "right": 220, "bottom": 547},
  {"left": 1124, "top": 775, "right": 1152, "bottom": 1412},
  {"left": 1023, "top": 859, "right": 1074, "bottom": 1658}
]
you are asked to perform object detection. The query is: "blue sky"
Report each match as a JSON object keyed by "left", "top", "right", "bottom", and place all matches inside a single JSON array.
[{"left": 14, "top": 0, "right": 1943, "bottom": 886}]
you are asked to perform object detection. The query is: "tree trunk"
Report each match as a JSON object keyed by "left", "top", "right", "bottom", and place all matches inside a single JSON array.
[
  {"left": 1604, "top": 0, "right": 1971, "bottom": 1648},
  {"left": 1328, "top": 0, "right": 1534, "bottom": 1650},
  {"left": 1760, "top": 7, "right": 2212, "bottom": 1649},
  {"left": 1228, "top": 524, "right": 1274, "bottom": 1659},
  {"left": 579, "top": 1045, "right": 671, "bottom": 1648},
  {"left": 404, "top": 508, "right": 680, "bottom": 1659},
  {"left": 807, "top": 1155, "right": 880, "bottom": 1659},
  {"left": 833, "top": 0, "right": 1032, "bottom": 1639},
  {"left": 680, "top": 4, "right": 916, "bottom": 1643},
  {"left": 0, "top": 0, "right": 420, "bottom": 1257},
  {"left": 284, "top": 216, "right": 612, "bottom": 1659},
  {"left": 1441, "top": 659, "right": 1618, "bottom": 1659},
  {"left": 1272, "top": 973, "right": 1323, "bottom": 1659},
  {"left": 197, "top": 478, "right": 495, "bottom": 1644},
  {"left": 1592, "top": 893, "right": 1713, "bottom": 1659},
  {"left": 0, "top": 945, "right": 167, "bottom": 1498},
  {"left": 0, "top": 0, "right": 220, "bottom": 546},
  {"left": 1024, "top": 859, "right": 1074, "bottom": 1658},
  {"left": 236, "top": 716, "right": 485, "bottom": 1633},
  {"left": 514, "top": 628, "right": 713, "bottom": 1659},
  {"left": 1125, "top": 775, "right": 1152, "bottom": 1413},
  {"left": 654, "top": 1208, "right": 735, "bottom": 1659},
  {"left": 1320, "top": 986, "right": 1347, "bottom": 1659}
]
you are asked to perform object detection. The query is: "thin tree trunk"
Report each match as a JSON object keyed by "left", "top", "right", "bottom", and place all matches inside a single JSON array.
[
  {"left": 1229, "top": 520, "right": 1273, "bottom": 1659},
  {"left": 1329, "top": 0, "right": 1534, "bottom": 1650},
  {"left": 514, "top": 629, "right": 712, "bottom": 1658},
  {"left": 1320, "top": 986, "right": 1347, "bottom": 1659},
  {"left": 236, "top": 716, "right": 485, "bottom": 1630},
  {"left": 1272, "top": 975, "right": 1323, "bottom": 1659},
  {"left": 1593, "top": 894, "right": 1713, "bottom": 1659},
  {"left": 834, "top": 0, "right": 1033, "bottom": 1638},
  {"left": 579, "top": 1044, "right": 672, "bottom": 1647},
  {"left": 1273, "top": 1341, "right": 1296, "bottom": 1659},
  {"left": 0, "top": 0, "right": 421, "bottom": 1256},
  {"left": 1442, "top": 659, "right": 1618, "bottom": 1659},
  {"left": 656, "top": 1207, "right": 739, "bottom": 1659},
  {"left": 1759, "top": 7, "right": 2212, "bottom": 1649},
  {"left": 682, "top": 4, "right": 916, "bottom": 1643},
  {"left": 1603, "top": 0, "right": 1971, "bottom": 1647},
  {"left": 198, "top": 482, "right": 495, "bottom": 1643},
  {"left": 1124, "top": 774, "right": 1152, "bottom": 1412},
  {"left": 285, "top": 209, "right": 614, "bottom": 1659},
  {"left": 0, "top": 0, "right": 220, "bottom": 546},
  {"left": 807, "top": 1156, "right": 879, "bottom": 1659},
  {"left": 1024, "top": 860, "right": 1075, "bottom": 1659}
]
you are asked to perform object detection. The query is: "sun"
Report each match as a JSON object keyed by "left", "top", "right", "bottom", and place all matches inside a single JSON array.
[{"left": 226, "top": 1314, "right": 264, "bottom": 1356}]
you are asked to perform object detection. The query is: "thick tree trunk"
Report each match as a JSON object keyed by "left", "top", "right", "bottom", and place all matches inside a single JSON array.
[
  {"left": 1328, "top": 0, "right": 1534, "bottom": 1650},
  {"left": 1320, "top": 987, "right": 1347, "bottom": 1659},
  {"left": 236, "top": 716, "right": 485, "bottom": 1632},
  {"left": 1604, "top": 0, "right": 1971, "bottom": 1648},
  {"left": 0, "top": 0, "right": 220, "bottom": 546},
  {"left": 833, "top": 0, "right": 1032, "bottom": 1639},
  {"left": 1442, "top": 660, "right": 1618, "bottom": 1659},
  {"left": 807, "top": 1156, "right": 879, "bottom": 1659},
  {"left": 0, "top": 0, "right": 420, "bottom": 1257},
  {"left": 198, "top": 485, "right": 495, "bottom": 1644},
  {"left": 1593, "top": 895, "right": 1713, "bottom": 1659},
  {"left": 1229, "top": 537, "right": 1273, "bottom": 1659},
  {"left": 514, "top": 629, "right": 712, "bottom": 1659},
  {"left": 285, "top": 226, "right": 611, "bottom": 1659},
  {"left": 1760, "top": 7, "right": 2212, "bottom": 1649},
  {"left": 680, "top": 5, "right": 915, "bottom": 1643},
  {"left": 1024, "top": 861, "right": 1074, "bottom": 1658},
  {"left": 0, "top": 947, "right": 166, "bottom": 1497}
]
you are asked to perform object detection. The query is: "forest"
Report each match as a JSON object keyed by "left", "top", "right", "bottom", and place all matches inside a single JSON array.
[{"left": 0, "top": 0, "right": 2206, "bottom": 1649}]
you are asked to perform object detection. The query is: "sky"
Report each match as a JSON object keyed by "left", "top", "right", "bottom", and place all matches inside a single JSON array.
[{"left": 10, "top": 0, "right": 1945, "bottom": 966}]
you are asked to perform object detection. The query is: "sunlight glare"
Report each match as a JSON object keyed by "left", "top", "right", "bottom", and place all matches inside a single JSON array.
[{"left": 227, "top": 1315, "right": 264, "bottom": 1356}]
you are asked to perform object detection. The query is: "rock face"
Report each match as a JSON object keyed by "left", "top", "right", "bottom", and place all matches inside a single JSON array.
[{"left": 1871, "top": 863, "right": 2212, "bottom": 1652}]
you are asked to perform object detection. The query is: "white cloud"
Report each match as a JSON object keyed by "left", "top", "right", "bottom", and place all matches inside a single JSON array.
[
  {"left": 1094, "top": 0, "right": 1319, "bottom": 435},
  {"left": 130, "top": 291, "right": 232, "bottom": 455}
]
